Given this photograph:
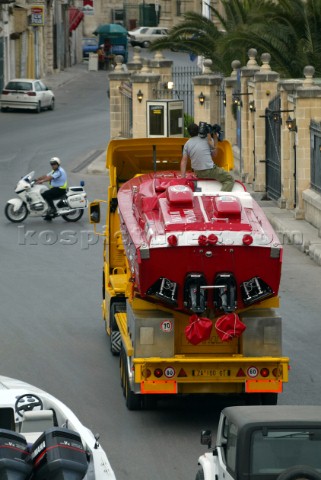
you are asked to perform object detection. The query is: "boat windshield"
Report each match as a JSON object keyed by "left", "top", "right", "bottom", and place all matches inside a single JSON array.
[{"left": 250, "top": 428, "right": 321, "bottom": 475}]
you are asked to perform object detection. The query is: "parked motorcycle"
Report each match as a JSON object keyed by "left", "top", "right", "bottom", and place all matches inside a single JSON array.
[{"left": 5, "top": 171, "right": 88, "bottom": 223}]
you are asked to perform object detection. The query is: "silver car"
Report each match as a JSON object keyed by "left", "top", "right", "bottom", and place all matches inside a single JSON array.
[
  {"left": 1, "top": 79, "right": 55, "bottom": 113},
  {"left": 128, "top": 26, "right": 169, "bottom": 48}
]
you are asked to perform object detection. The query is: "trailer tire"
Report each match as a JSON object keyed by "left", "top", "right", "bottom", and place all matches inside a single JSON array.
[
  {"left": 125, "top": 373, "right": 141, "bottom": 411},
  {"left": 120, "top": 348, "right": 142, "bottom": 410},
  {"left": 195, "top": 469, "right": 205, "bottom": 480},
  {"left": 261, "top": 393, "right": 278, "bottom": 405},
  {"left": 276, "top": 466, "right": 321, "bottom": 480},
  {"left": 110, "top": 301, "right": 125, "bottom": 356},
  {"left": 120, "top": 349, "right": 126, "bottom": 396},
  {"left": 245, "top": 393, "right": 262, "bottom": 405}
]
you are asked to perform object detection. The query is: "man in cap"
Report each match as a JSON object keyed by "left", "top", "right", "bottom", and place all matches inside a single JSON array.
[{"left": 36, "top": 157, "right": 68, "bottom": 220}]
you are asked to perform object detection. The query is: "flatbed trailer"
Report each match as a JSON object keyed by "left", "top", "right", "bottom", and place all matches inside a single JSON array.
[{"left": 89, "top": 137, "right": 289, "bottom": 410}]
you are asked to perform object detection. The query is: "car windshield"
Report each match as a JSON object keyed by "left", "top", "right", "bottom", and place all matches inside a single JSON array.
[
  {"left": 251, "top": 429, "right": 321, "bottom": 475},
  {"left": 5, "top": 82, "right": 33, "bottom": 91}
]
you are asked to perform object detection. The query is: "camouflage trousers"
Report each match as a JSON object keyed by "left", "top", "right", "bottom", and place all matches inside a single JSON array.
[{"left": 194, "top": 166, "right": 235, "bottom": 192}]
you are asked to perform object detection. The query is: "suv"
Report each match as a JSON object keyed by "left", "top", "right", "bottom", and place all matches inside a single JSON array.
[
  {"left": 196, "top": 405, "right": 321, "bottom": 480},
  {"left": 128, "top": 26, "right": 169, "bottom": 48}
]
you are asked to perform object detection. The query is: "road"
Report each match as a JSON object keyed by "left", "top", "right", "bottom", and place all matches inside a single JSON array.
[{"left": 0, "top": 58, "right": 321, "bottom": 480}]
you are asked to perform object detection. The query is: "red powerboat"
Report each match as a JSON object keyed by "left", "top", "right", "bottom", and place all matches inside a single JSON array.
[{"left": 118, "top": 171, "right": 282, "bottom": 316}]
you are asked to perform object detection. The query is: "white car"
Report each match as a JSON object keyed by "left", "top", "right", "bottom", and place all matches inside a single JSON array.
[
  {"left": 0, "top": 375, "right": 117, "bottom": 479},
  {"left": 1, "top": 78, "right": 55, "bottom": 113},
  {"left": 128, "top": 26, "right": 169, "bottom": 47}
]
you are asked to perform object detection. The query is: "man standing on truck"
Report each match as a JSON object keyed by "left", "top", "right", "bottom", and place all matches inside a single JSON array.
[{"left": 180, "top": 123, "right": 234, "bottom": 191}]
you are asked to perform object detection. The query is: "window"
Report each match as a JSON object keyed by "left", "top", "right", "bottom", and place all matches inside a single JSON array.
[
  {"left": 251, "top": 429, "right": 321, "bottom": 475},
  {"left": 226, "top": 422, "right": 238, "bottom": 473}
]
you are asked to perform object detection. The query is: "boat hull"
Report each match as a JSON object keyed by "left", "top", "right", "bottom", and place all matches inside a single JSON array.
[{"left": 118, "top": 172, "right": 282, "bottom": 314}]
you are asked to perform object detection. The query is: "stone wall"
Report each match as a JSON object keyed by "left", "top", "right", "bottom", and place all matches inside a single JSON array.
[{"left": 108, "top": 48, "right": 321, "bottom": 235}]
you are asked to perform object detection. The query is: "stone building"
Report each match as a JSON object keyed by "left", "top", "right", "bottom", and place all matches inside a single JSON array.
[
  {"left": 82, "top": 0, "right": 223, "bottom": 37},
  {"left": 0, "top": 0, "right": 84, "bottom": 90},
  {"left": 108, "top": 48, "right": 321, "bottom": 238}
]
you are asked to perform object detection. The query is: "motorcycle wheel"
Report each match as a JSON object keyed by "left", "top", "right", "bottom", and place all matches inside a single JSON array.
[
  {"left": 5, "top": 203, "right": 28, "bottom": 223},
  {"left": 61, "top": 209, "right": 84, "bottom": 222}
]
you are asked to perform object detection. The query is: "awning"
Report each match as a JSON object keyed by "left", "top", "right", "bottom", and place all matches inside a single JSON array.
[{"left": 69, "top": 7, "right": 84, "bottom": 32}]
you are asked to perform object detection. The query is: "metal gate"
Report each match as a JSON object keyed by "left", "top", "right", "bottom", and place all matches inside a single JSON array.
[
  {"left": 265, "top": 95, "right": 281, "bottom": 200},
  {"left": 310, "top": 120, "right": 321, "bottom": 194},
  {"left": 0, "top": 38, "right": 4, "bottom": 92},
  {"left": 154, "top": 65, "right": 201, "bottom": 118}
]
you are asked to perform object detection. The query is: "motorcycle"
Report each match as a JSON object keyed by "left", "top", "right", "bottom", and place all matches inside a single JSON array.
[{"left": 5, "top": 171, "right": 88, "bottom": 223}]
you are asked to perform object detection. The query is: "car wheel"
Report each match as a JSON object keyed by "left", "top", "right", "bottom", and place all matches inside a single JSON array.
[
  {"left": 48, "top": 98, "right": 55, "bottom": 111},
  {"left": 35, "top": 102, "right": 41, "bottom": 113},
  {"left": 142, "top": 40, "right": 150, "bottom": 48},
  {"left": 276, "top": 466, "right": 321, "bottom": 480}
]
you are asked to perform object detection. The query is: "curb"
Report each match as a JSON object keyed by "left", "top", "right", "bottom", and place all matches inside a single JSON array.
[{"left": 265, "top": 211, "right": 321, "bottom": 266}]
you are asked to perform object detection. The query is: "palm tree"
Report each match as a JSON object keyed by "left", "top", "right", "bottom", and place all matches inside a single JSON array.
[{"left": 149, "top": 0, "right": 321, "bottom": 78}]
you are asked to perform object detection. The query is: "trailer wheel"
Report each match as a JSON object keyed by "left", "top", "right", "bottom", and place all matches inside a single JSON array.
[
  {"left": 120, "top": 348, "right": 126, "bottom": 396},
  {"left": 125, "top": 372, "right": 141, "bottom": 411},
  {"left": 276, "top": 466, "right": 321, "bottom": 480},
  {"left": 261, "top": 393, "right": 278, "bottom": 405},
  {"left": 195, "top": 469, "right": 205, "bottom": 480},
  {"left": 109, "top": 301, "right": 125, "bottom": 356},
  {"left": 120, "top": 346, "right": 141, "bottom": 410},
  {"left": 244, "top": 393, "right": 262, "bottom": 405}
]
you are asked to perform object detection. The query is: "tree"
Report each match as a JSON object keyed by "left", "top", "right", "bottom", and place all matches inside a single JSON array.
[{"left": 149, "top": 0, "right": 321, "bottom": 78}]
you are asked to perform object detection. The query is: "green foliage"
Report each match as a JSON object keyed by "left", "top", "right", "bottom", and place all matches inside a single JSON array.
[
  {"left": 184, "top": 113, "right": 194, "bottom": 137},
  {"left": 149, "top": 0, "right": 321, "bottom": 78}
]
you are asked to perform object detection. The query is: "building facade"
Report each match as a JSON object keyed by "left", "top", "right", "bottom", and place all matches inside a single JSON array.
[{"left": 0, "top": 0, "right": 84, "bottom": 90}]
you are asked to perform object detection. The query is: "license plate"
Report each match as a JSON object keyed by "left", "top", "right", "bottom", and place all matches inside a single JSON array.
[{"left": 192, "top": 369, "right": 230, "bottom": 377}]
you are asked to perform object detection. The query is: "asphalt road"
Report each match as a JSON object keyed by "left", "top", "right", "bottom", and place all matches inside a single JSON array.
[{"left": 1, "top": 59, "right": 321, "bottom": 480}]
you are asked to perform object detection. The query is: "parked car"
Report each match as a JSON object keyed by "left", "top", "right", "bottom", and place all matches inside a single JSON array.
[
  {"left": 82, "top": 37, "right": 98, "bottom": 57},
  {"left": 128, "top": 26, "right": 169, "bottom": 47},
  {"left": 1, "top": 79, "right": 55, "bottom": 113}
]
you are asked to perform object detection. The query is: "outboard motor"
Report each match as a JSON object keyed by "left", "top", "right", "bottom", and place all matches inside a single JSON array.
[
  {"left": 213, "top": 273, "right": 237, "bottom": 312},
  {"left": 0, "top": 429, "right": 31, "bottom": 480},
  {"left": 184, "top": 273, "right": 207, "bottom": 313},
  {"left": 29, "top": 428, "right": 88, "bottom": 480}
]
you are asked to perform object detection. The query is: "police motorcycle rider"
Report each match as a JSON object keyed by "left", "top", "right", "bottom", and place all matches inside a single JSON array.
[{"left": 36, "top": 157, "right": 68, "bottom": 220}]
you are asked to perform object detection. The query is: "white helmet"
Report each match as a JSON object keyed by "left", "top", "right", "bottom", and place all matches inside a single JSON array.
[{"left": 50, "top": 157, "right": 61, "bottom": 165}]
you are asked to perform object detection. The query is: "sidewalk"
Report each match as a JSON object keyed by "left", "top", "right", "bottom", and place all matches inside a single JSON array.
[
  {"left": 247, "top": 189, "right": 321, "bottom": 266},
  {"left": 45, "top": 63, "right": 321, "bottom": 266},
  {"left": 41, "top": 63, "right": 88, "bottom": 90}
]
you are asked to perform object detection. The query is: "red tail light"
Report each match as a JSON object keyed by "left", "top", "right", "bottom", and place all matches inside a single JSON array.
[
  {"left": 154, "top": 368, "right": 163, "bottom": 378},
  {"left": 167, "top": 235, "right": 178, "bottom": 246},
  {"left": 2, "top": 90, "right": 9, "bottom": 95},
  {"left": 260, "top": 368, "right": 269, "bottom": 377},
  {"left": 208, "top": 234, "right": 218, "bottom": 245},
  {"left": 198, "top": 235, "right": 208, "bottom": 246},
  {"left": 27, "top": 92, "right": 36, "bottom": 96},
  {"left": 242, "top": 234, "right": 253, "bottom": 245}
]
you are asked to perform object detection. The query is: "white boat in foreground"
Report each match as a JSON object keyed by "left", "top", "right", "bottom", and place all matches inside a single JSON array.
[{"left": 0, "top": 375, "right": 116, "bottom": 480}]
